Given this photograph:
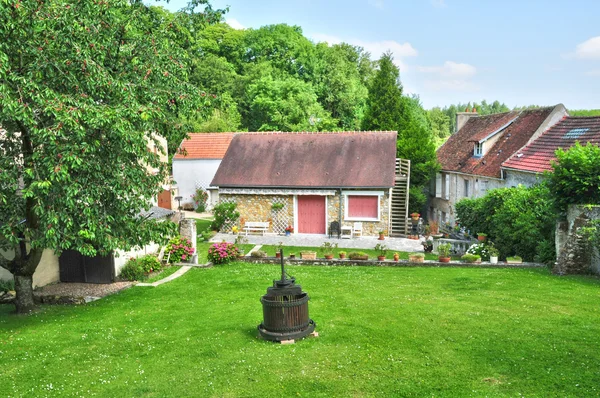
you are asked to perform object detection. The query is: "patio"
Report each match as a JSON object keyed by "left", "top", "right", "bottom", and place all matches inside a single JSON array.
[{"left": 210, "top": 232, "right": 424, "bottom": 252}]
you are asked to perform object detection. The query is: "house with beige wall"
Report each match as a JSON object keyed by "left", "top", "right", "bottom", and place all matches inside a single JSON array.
[
  {"left": 430, "top": 105, "right": 567, "bottom": 225},
  {"left": 211, "top": 131, "right": 401, "bottom": 236}
]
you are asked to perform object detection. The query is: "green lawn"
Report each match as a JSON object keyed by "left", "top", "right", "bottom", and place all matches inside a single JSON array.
[
  {"left": 144, "top": 265, "right": 182, "bottom": 283},
  {"left": 254, "top": 244, "right": 441, "bottom": 260},
  {"left": 2, "top": 265, "right": 600, "bottom": 397}
]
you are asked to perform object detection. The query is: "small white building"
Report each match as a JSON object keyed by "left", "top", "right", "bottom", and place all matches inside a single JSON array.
[{"left": 172, "top": 133, "right": 237, "bottom": 210}]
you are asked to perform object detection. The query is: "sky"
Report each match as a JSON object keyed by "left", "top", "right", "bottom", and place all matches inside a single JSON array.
[{"left": 162, "top": 0, "right": 600, "bottom": 110}]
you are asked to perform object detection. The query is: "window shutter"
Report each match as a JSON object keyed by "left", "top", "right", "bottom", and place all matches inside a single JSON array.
[
  {"left": 435, "top": 173, "right": 442, "bottom": 198},
  {"left": 444, "top": 174, "right": 450, "bottom": 200}
]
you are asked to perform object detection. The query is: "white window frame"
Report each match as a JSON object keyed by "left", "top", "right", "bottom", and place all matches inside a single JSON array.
[
  {"left": 474, "top": 142, "right": 483, "bottom": 157},
  {"left": 342, "top": 191, "right": 383, "bottom": 222},
  {"left": 444, "top": 174, "right": 450, "bottom": 200}
]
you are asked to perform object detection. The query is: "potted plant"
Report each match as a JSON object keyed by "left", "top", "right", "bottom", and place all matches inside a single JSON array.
[
  {"left": 339, "top": 251, "right": 347, "bottom": 259},
  {"left": 461, "top": 253, "right": 481, "bottom": 263},
  {"left": 421, "top": 239, "right": 433, "bottom": 253},
  {"left": 378, "top": 230, "right": 385, "bottom": 240},
  {"left": 300, "top": 251, "right": 316, "bottom": 260},
  {"left": 374, "top": 243, "right": 387, "bottom": 261},
  {"left": 410, "top": 212, "right": 420, "bottom": 225},
  {"left": 506, "top": 255, "right": 522, "bottom": 264},
  {"left": 408, "top": 252, "right": 425, "bottom": 263},
  {"left": 289, "top": 252, "right": 296, "bottom": 259},
  {"left": 393, "top": 252, "right": 400, "bottom": 262},
  {"left": 348, "top": 251, "right": 369, "bottom": 260},
  {"left": 437, "top": 243, "right": 452, "bottom": 263},
  {"left": 488, "top": 245, "right": 499, "bottom": 264},
  {"left": 321, "top": 242, "right": 337, "bottom": 260},
  {"left": 285, "top": 225, "right": 294, "bottom": 236},
  {"left": 275, "top": 242, "right": 284, "bottom": 258},
  {"left": 477, "top": 232, "right": 487, "bottom": 242}
]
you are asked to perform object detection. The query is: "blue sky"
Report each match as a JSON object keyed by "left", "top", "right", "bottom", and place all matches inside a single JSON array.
[{"left": 162, "top": 0, "right": 600, "bottom": 110}]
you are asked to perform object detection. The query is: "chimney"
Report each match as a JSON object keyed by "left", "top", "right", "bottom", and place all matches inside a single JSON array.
[{"left": 455, "top": 108, "right": 478, "bottom": 133}]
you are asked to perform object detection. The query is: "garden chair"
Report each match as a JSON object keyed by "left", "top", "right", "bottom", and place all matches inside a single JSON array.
[
  {"left": 352, "top": 222, "right": 363, "bottom": 238},
  {"left": 329, "top": 221, "right": 341, "bottom": 239}
]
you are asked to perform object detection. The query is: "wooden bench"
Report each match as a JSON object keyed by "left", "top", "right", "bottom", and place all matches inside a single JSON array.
[{"left": 244, "top": 221, "right": 269, "bottom": 236}]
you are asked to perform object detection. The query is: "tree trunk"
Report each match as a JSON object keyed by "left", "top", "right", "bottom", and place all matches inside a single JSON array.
[{"left": 14, "top": 274, "right": 35, "bottom": 313}]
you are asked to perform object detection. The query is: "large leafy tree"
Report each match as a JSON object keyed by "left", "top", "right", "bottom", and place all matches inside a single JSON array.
[
  {"left": 362, "top": 52, "right": 438, "bottom": 213},
  {"left": 0, "top": 0, "right": 224, "bottom": 313}
]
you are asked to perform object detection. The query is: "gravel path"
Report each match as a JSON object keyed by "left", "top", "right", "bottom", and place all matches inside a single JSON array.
[{"left": 34, "top": 281, "right": 134, "bottom": 299}]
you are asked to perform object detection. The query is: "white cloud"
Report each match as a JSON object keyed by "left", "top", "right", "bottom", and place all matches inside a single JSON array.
[
  {"left": 225, "top": 18, "right": 245, "bottom": 30},
  {"left": 431, "top": 0, "right": 447, "bottom": 8},
  {"left": 417, "top": 61, "right": 476, "bottom": 78},
  {"left": 368, "top": 0, "right": 384, "bottom": 9},
  {"left": 309, "top": 33, "right": 417, "bottom": 71},
  {"left": 575, "top": 36, "right": 600, "bottom": 59}
]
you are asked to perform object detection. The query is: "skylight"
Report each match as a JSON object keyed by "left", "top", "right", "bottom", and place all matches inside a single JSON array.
[{"left": 563, "top": 128, "right": 589, "bottom": 139}]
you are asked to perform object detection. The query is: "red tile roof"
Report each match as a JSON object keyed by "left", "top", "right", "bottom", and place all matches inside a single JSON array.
[
  {"left": 174, "top": 133, "right": 236, "bottom": 160},
  {"left": 211, "top": 131, "right": 398, "bottom": 188},
  {"left": 437, "top": 107, "right": 555, "bottom": 178},
  {"left": 502, "top": 116, "right": 600, "bottom": 173}
]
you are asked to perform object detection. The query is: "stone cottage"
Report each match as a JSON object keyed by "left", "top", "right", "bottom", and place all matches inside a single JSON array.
[
  {"left": 430, "top": 105, "right": 567, "bottom": 225},
  {"left": 211, "top": 131, "right": 402, "bottom": 236}
]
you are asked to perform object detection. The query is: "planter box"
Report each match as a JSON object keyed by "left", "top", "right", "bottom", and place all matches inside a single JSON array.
[
  {"left": 408, "top": 255, "right": 424, "bottom": 263},
  {"left": 349, "top": 255, "right": 369, "bottom": 261},
  {"left": 300, "top": 251, "right": 317, "bottom": 260},
  {"left": 506, "top": 259, "right": 522, "bottom": 264}
]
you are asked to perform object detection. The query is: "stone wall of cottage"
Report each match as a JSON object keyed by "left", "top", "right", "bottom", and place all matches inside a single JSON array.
[
  {"left": 221, "top": 191, "right": 390, "bottom": 236},
  {"left": 220, "top": 194, "right": 294, "bottom": 234}
]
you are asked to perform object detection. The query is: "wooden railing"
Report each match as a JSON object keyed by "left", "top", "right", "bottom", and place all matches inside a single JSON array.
[{"left": 395, "top": 158, "right": 410, "bottom": 177}]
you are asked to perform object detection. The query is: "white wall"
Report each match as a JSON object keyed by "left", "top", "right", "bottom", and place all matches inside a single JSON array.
[
  {"left": 173, "top": 159, "right": 222, "bottom": 208},
  {"left": 0, "top": 249, "right": 60, "bottom": 288},
  {"left": 114, "top": 243, "right": 161, "bottom": 276}
]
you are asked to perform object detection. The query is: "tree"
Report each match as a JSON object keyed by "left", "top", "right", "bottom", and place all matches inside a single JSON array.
[
  {"left": 427, "top": 107, "right": 451, "bottom": 147},
  {"left": 0, "top": 0, "right": 224, "bottom": 313},
  {"left": 362, "top": 53, "right": 438, "bottom": 213}
]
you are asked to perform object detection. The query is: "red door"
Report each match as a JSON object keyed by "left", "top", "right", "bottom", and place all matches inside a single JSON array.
[
  {"left": 158, "top": 189, "right": 172, "bottom": 210},
  {"left": 298, "top": 196, "right": 326, "bottom": 234}
]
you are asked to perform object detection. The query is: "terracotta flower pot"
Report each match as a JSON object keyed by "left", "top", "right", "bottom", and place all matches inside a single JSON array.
[
  {"left": 324, "top": 254, "right": 333, "bottom": 260},
  {"left": 478, "top": 235, "right": 487, "bottom": 242},
  {"left": 339, "top": 253, "right": 346, "bottom": 259},
  {"left": 275, "top": 252, "right": 281, "bottom": 258},
  {"left": 378, "top": 233, "right": 385, "bottom": 241},
  {"left": 377, "top": 255, "right": 385, "bottom": 261},
  {"left": 439, "top": 256, "right": 451, "bottom": 263},
  {"left": 393, "top": 254, "right": 399, "bottom": 262}
]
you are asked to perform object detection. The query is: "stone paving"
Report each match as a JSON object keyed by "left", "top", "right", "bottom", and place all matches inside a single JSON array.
[{"left": 210, "top": 233, "right": 424, "bottom": 252}]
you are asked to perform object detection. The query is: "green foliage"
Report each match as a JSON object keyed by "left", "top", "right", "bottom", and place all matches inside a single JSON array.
[
  {"left": 569, "top": 109, "right": 600, "bottom": 116},
  {"left": 271, "top": 202, "right": 285, "bottom": 211},
  {"left": 119, "top": 255, "right": 161, "bottom": 281},
  {"left": 250, "top": 250, "right": 267, "bottom": 258},
  {"left": 193, "top": 188, "right": 209, "bottom": 212},
  {"left": 466, "top": 243, "right": 491, "bottom": 261},
  {"left": 440, "top": 100, "right": 510, "bottom": 135},
  {"left": 211, "top": 202, "right": 240, "bottom": 231},
  {"left": 0, "top": 278, "right": 15, "bottom": 292},
  {"left": 165, "top": 236, "right": 195, "bottom": 263},
  {"left": 207, "top": 241, "right": 239, "bottom": 264},
  {"left": 546, "top": 142, "right": 600, "bottom": 212},
  {"left": 348, "top": 251, "right": 369, "bottom": 260},
  {"left": 320, "top": 242, "right": 338, "bottom": 256},
  {"left": 437, "top": 243, "right": 452, "bottom": 257},
  {"left": 374, "top": 243, "right": 388, "bottom": 256},
  {"left": 461, "top": 254, "right": 481, "bottom": 263},
  {"left": 427, "top": 107, "right": 451, "bottom": 147},
  {"left": 455, "top": 184, "right": 556, "bottom": 263}
]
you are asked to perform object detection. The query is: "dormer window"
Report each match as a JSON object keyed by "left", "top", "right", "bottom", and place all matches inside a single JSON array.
[{"left": 474, "top": 142, "right": 483, "bottom": 157}]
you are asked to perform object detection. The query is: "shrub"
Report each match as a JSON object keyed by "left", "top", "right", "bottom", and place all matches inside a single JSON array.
[
  {"left": 207, "top": 241, "right": 239, "bottom": 264},
  {"left": 250, "top": 250, "right": 267, "bottom": 258},
  {"left": 466, "top": 243, "right": 491, "bottom": 261},
  {"left": 0, "top": 278, "right": 15, "bottom": 292},
  {"left": 461, "top": 253, "right": 481, "bottom": 263},
  {"left": 165, "top": 236, "right": 195, "bottom": 263},
  {"left": 348, "top": 251, "right": 369, "bottom": 260},
  {"left": 120, "top": 258, "right": 145, "bottom": 281},
  {"left": 138, "top": 255, "right": 162, "bottom": 273},
  {"left": 193, "top": 188, "right": 208, "bottom": 212},
  {"left": 456, "top": 184, "right": 556, "bottom": 263},
  {"left": 211, "top": 202, "right": 240, "bottom": 231},
  {"left": 547, "top": 142, "right": 600, "bottom": 212}
]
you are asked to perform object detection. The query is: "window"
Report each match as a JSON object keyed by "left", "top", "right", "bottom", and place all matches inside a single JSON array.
[
  {"left": 343, "top": 191, "right": 382, "bottom": 221},
  {"left": 464, "top": 179, "right": 470, "bottom": 197},
  {"left": 474, "top": 142, "right": 483, "bottom": 157},
  {"left": 435, "top": 173, "right": 442, "bottom": 198},
  {"left": 444, "top": 174, "right": 450, "bottom": 200}
]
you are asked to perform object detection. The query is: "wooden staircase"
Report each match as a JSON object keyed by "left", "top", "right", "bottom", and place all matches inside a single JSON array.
[{"left": 390, "top": 158, "right": 410, "bottom": 236}]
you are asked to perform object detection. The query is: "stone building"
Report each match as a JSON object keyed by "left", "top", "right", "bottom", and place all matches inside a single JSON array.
[
  {"left": 211, "top": 131, "right": 406, "bottom": 237},
  {"left": 430, "top": 104, "right": 567, "bottom": 225}
]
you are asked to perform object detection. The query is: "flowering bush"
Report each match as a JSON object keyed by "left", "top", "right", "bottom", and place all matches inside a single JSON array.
[
  {"left": 467, "top": 243, "right": 490, "bottom": 261},
  {"left": 165, "top": 236, "right": 195, "bottom": 263},
  {"left": 193, "top": 188, "right": 208, "bottom": 212},
  {"left": 207, "top": 241, "right": 240, "bottom": 264},
  {"left": 120, "top": 255, "right": 162, "bottom": 281},
  {"left": 285, "top": 225, "right": 294, "bottom": 233}
]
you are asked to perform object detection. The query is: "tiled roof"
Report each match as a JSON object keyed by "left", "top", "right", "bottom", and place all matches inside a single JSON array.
[
  {"left": 174, "top": 133, "right": 237, "bottom": 160},
  {"left": 437, "top": 107, "right": 555, "bottom": 178},
  {"left": 502, "top": 116, "right": 600, "bottom": 173},
  {"left": 212, "top": 131, "right": 398, "bottom": 188}
]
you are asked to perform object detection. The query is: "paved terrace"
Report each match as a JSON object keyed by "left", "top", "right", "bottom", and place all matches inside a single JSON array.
[{"left": 210, "top": 233, "right": 424, "bottom": 252}]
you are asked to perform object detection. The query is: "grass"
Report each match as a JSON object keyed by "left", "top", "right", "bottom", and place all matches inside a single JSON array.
[
  {"left": 1, "top": 265, "right": 600, "bottom": 396},
  {"left": 144, "top": 266, "right": 182, "bottom": 284},
  {"left": 256, "top": 244, "right": 441, "bottom": 260}
]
